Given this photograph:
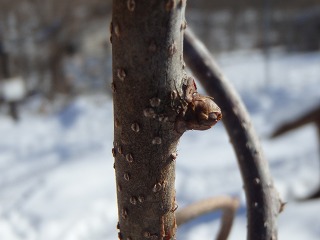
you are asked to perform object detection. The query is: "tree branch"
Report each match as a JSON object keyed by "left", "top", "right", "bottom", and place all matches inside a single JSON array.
[
  {"left": 112, "top": 2, "right": 224, "bottom": 239},
  {"left": 176, "top": 196, "right": 240, "bottom": 240},
  {"left": 183, "top": 29, "right": 282, "bottom": 240},
  {"left": 271, "top": 105, "right": 320, "bottom": 200},
  {"left": 112, "top": 1, "right": 186, "bottom": 239},
  {"left": 271, "top": 105, "right": 320, "bottom": 138}
]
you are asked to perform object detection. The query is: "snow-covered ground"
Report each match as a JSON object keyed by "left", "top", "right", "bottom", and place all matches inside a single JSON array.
[{"left": 0, "top": 50, "right": 319, "bottom": 240}]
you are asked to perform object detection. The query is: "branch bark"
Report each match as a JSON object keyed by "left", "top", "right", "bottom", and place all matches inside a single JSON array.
[
  {"left": 176, "top": 196, "right": 240, "bottom": 240},
  {"left": 112, "top": 1, "right": 186, "bottom": 239},
  {"left": 183, "top": 29, "right": 282, "bottom": 240}
]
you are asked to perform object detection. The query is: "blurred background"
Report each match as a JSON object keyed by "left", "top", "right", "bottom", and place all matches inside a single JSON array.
[{"left": 0, "top": 0, "right": 319, "bottom": 240}]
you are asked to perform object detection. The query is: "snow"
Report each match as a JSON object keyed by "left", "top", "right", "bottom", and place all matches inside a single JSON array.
[
  {"left": 0, "top": 50, "right": 319, "bottom": 240},
  {"left": 0, "top": 77, "right": 26, "bottom": 102}
]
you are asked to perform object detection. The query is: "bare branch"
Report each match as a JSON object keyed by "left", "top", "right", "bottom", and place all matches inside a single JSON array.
[
  {"left": 271, "top": 105, "right": 320, "bottom": 200},
  {"left": 183, "top": 29, "right": 282, "bottom": 240},
  {"left": 176, "top": 196, "right": 240, "bottom": 240},
  {"left": 271, "top": 105, "right": 320, "bottom": 138}
]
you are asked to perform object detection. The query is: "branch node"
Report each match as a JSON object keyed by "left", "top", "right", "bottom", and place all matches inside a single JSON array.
[{"left": 174, "top": 76, "right": 222, "bottom": 134}]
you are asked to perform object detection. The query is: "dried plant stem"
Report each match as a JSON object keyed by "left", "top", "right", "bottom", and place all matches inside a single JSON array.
[
  {"left": 184, "top": 29, "right": 282, "bottom": 240},
  {"left": 176, "top": 196, "right": 240, "bottom": 240}
]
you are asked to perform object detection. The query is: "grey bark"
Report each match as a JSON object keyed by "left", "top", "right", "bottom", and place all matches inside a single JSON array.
[
  {"left": 112, "top": 1, "right": 187, "bottom": 239},
  {"left": 183, "top": 29, "right": 282, "bottom": 240}
]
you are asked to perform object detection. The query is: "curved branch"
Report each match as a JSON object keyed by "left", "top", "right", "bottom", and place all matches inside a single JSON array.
[
  {"left": 176, "top": 196, "right": 240, "bottom": 240},
  {"left": 183, "top": 29, "right": 282, "bottom": 240}
]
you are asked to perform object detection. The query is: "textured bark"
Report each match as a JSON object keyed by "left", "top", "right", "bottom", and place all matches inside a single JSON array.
[
  {"left": 112, "top": 1, "right": 186, "bottom": 239},
  {"left": 184, "top": 29, "right": 282, "bottom": 240},
  {"left": 176, "top": 196, "right": 239, "bottom": 240}
]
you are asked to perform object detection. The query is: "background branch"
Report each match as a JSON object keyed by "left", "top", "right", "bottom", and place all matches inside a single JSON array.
[
  {"left": 271, "top": 105, "right": 320, "bottom": 138},
  {"left": 183, "top": 29, "right": 282, "bottom": 240},
  {"left": 176, "top": 196, "right": 240, "bottom": 240},
  {"left": 271, "top": 105, "right": 320, "bottom": 200}
]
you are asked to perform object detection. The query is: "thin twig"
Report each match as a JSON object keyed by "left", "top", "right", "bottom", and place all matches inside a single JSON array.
[
  {"left": 176, "top": 196, "right": 240, "bottom": 240},
  {"left": 184, "top": 29, "right": 282, "bottom": 240},
  {"left": 271, "top": 105, "right": 320, "bottom": 200},
  {"left": 271, "top": 105, "right": 320, "bottom": 138}
]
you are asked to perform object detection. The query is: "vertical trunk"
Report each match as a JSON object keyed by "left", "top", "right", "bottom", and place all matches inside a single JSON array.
[
  {"left": 112, "top": 1, "right": 186, "bottom": 239},
  {"left": 0, "top": 47, "right": 19, "bottom": 121},
  {"left": 49, "top": 43, "right": 69, "bottom": 97}
]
